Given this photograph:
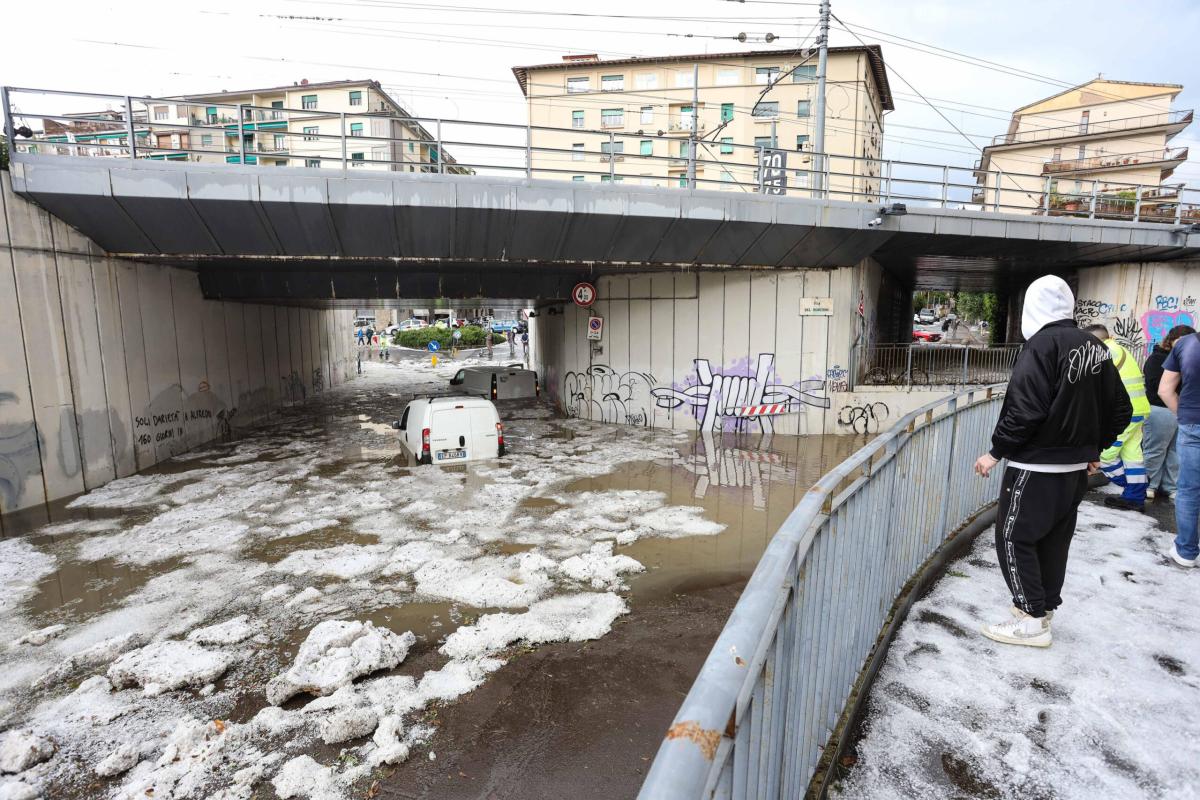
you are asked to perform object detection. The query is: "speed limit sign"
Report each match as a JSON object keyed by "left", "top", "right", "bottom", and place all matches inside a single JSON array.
[{"left": 572, "top": 282, "right": 597, "bottom": 308}]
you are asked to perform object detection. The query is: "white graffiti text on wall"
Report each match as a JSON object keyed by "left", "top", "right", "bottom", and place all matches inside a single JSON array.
[{"left": 651, "top": 353, "right": 830, "bottom": 433}]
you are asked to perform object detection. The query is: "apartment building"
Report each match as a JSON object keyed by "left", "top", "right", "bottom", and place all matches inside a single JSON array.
[
  {"left": 974, "top": 79, "right": 1192, "bottom": 217},
  {"left": 43, "top": 79, "right": 463, "bottom": 173},
  {"left": 512, "top": 47, "right": 892, "bottom": 199}
]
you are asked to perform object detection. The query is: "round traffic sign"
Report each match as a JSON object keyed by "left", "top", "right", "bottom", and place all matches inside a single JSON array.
[
  {"left": 452, "top": 329, "right": 462, "bottom": 341},
  {"left": 572, "top": 282, "right": 597, "bottom": 308},
  {"left": 427, "top": 340, "right": 441, "bottom": 352},
  {"left": 588, "top": 317, "right": 602, "bottom": 332}
]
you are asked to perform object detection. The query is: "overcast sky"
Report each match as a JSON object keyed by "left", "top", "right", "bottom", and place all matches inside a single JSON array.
[{"left": 4, "top": 0, "right": 1198, "bottom": 183}]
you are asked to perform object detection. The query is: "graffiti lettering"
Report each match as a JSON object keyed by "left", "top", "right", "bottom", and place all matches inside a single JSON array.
[
  {"left": 1155, "top": 295, "right": 1180, "bottom": 311},
  {"left": 825, "top": 364, "right": 850, "bottom": 393},
  {"left": 563, "top": 366, "right": 657, "bottom": 426},
  {"left": 837, "top": 402, "right": 890, "bottom": 434},
  {"left": 1066, "top": 341, "right": 1111, "bottom": 384},
  {"left": 1111, "top": 316, "right": 1144, "bottom": 351},
  {"left": 651, "top": 353, "right": 829, "bottom": 434},
  {"left": 1141, "top": 310, "right": 1197, "bottom": 344},
  {"left": 1074, "top": 298, "right": 1115, "bottom": 325}
]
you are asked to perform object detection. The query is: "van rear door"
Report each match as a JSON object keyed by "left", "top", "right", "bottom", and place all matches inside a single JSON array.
[
  {"left": 430, "top": 407, "right": 470, "bottom": 463},
  {"left": 468, "top": 405, "right": 499, "bottom": 457}
]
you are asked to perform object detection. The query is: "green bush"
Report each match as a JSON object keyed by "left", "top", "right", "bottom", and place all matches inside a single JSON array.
[{"left": 395, "top": 325, "right": 505, "bottom": 349}]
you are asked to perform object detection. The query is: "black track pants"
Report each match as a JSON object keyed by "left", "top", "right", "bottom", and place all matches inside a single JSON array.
[{"left": 993, "top": 467, "right": 1089, "bottom": 618}]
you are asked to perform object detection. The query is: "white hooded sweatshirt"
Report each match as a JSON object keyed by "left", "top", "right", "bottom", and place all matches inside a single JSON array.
[
  {"left": 1021, "top": 275, "right": 1075, "bottom": 342},
  {"left": 1010, "top": 274, "right": 1087, "bottom": 473}
]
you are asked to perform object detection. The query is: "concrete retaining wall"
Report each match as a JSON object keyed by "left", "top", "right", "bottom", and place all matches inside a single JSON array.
[
  {"left": 1073, "top": 260, "right": 1200, "bottom": 349},
  {"left": 0, "top": 172, "right": 356, "bottom": 521},
  {"left": 532, "top": 261, "right": 903, "bottom": 435}
]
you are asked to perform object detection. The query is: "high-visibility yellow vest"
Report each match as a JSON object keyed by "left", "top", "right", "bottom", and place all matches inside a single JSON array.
[{"left": 1106, "top": 339, "right": 1151, "bottom": 420}]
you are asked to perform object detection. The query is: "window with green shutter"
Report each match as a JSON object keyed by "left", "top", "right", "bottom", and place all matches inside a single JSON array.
[
  {"left": 301, "top": 95, "right": 317, "bottom": 110},
  {"left": 721, "top": 103, "right": 734, "bottom": 122},
  {"left": 351, "top": 152, "right": 365, "bottom": 166},
  {"left": 796, "top": 134, "right": 810, "bottom": 150},
  {"left": 350, "top": 122, "right": 364, "bottom": 137},
  {"left": 797, "top": 100, "right": 811, "bottom": 118},
  {"left": 271, "top": 100, "right": 284, "bottom": 108},
  {"left": 349, "top": 90, "right": 362, "bottom": 106},
  {"left": 720, "top": 137, "right": 733, "bottom": 155},
  {"left": 572, "top": 110, "right": 585, "bottom": 128},
  {"left": 639, "top": 140, "right": 652, "bottom": 156}
]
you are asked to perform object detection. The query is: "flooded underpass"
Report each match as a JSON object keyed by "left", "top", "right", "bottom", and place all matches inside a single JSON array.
[{"left": 0, "top": 355, "right": 864, "bottom": 800}]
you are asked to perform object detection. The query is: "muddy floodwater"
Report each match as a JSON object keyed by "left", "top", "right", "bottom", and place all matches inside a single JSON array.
[{"left": 0, "top": 356, "right": 864, "bottom": 800}]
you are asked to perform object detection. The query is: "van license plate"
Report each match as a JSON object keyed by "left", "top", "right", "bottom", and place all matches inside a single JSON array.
[{"left": 437, "top": 449, "right": 466, "bottom": 460}]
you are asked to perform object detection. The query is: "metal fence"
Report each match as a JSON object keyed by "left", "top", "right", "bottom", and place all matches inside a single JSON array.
[
  {"left": 4, "top": 86, "right": 1198, "bottom": 225},
  {"left": 637, "top": 385, "right": 1006, "bottom": 800},
  {"left": 854, "top": 343, "right": 1023, "bottom": 388}
]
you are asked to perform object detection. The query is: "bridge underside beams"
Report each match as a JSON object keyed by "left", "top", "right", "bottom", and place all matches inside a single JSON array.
[
  {"left": 11, "top": 158, "right": 1200, "bottom": 296},
  {"left": 194, "top": 262, "right": 589, "bottom": 305}
]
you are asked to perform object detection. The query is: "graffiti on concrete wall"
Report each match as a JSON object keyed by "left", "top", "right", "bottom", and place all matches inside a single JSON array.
[
  {"left": 837, "top": 401, "right": 890, "bottom": 434},
  {"left": 1077, "top": 295, "right": 1197, "bottom": 346},
  {"left": 1111, "top": 316, "right": 1144, "bottom": 351},
  {"left": 282, "top": 372, "right": 307, "bottom": 404},
  {"left": 651, "top": 353, "right": 830, "bottom": 434},
  {"left": 1141, "top": 310, "right": 1197, "bottom": 344},
  {"left": 563, "top": 365, "right": 658, "bottom": 426},
  {"left": 1074, "top": 298, "right": 1118, "bottom": 326},
  {"left": 825, "top": 364, "right": 849, "bottom": 393},
  {"left": 0, "top": 392, "right": 43, "bottom": 511}
]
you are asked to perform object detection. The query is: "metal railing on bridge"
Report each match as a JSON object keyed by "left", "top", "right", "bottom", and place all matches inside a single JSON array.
[
  {"left": 854, "top": 343, "right": 1023, "bottom": 388},
  {"left": 3, "top": 86, "right": 1198, "bottom": 225},
  {"left": 637, "top": 385, "right": 1006, "bottom": 800}
]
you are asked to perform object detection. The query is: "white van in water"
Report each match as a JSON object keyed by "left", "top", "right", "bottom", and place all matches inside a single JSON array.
[
  {"left": 449, "top": 365, "right": 539, "bottom": 401},
  {"left": 392, "top": 396, "right": 504, "bottom": 465}
]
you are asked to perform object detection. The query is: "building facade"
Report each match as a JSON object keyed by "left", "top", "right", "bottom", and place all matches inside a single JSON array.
[
  {"left": 974, "top": 79, "right": 1192, "bottom": 218},
  {"left": 512, "top": 47, "right": 892, "bottom": 200},
  {"left": 43, "top": 79, "right": 463, "bottom": 173}
]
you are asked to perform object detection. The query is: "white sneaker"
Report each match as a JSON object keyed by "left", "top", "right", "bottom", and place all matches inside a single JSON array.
[
  {"left": 1011, "top": 605, "right": 1053, "bottom": 622},
  {"left": 982, "top": 609, "right": 1052, "bottom": 648},
  {"left": 1169, "top": 544, "right": 1197, "bottom": 569}
]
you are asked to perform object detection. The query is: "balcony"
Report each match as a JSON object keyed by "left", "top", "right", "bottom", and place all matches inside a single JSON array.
[
  {"left": 991, "top": 109, "right": 1193, "bottom": 147},
  {"left": 667, "top": 117, "right": 706, "bottom": 133},
  {"left": 1043, "top": 147, "right": 1188, "bottom": 175}
]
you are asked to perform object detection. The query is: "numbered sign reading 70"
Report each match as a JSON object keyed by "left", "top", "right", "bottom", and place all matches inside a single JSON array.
[{"left": 758, "top": 148, "right": 788, "bottom": 196}]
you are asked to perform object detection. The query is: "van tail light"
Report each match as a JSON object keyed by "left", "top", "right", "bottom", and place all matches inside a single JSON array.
[
  {"left": 491, "top": 373, "right": 498, "bottom": 400},
  {"left": 421, "top": 428, "right": 431, "bottom": 454},
  {"left": 496, "top": 422, "right": 504, "bottom": 447}
]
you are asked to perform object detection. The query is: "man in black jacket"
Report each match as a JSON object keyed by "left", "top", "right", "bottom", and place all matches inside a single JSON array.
[{"left": 973, "top": 275, "right": 1131, "bottom": 647}]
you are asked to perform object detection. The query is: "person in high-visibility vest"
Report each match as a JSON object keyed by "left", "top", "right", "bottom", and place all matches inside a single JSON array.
[{"left": 1085, "top": 324, "right": 1151, "bottom": 511}]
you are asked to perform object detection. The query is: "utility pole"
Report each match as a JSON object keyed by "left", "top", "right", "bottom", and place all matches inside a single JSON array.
[
  {"left": 812, "top": 0, "right": 831, "bottom": 195},
  {"left": 686, "top": 62, "right": 699, "bottom": 190}
]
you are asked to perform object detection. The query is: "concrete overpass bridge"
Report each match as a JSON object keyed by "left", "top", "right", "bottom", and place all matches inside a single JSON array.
[{"left": 8, "top": 155, "right": 1200, "bottom": 305}]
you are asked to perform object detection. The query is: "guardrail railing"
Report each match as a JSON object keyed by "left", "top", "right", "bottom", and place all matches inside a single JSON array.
[
  {"left": 990, "top": 109, "right": 1193, "bottom": 147},
  {"left": 637, "top": 384, "right": 1006, "bottom": 800},
  {"left": 3, "top": 86, "right": 1197, "bottom": 225},
  {"left": 854, "top": 343, "right": 1022, "bottom": 388}
]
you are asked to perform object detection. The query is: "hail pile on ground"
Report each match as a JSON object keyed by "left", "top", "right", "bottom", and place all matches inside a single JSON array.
[
  {"left": 836, "top": 499, "right": 1200, "bottom": 799},
  {"left": 0, "top": 358, "right": 725, "bottom": 800}
]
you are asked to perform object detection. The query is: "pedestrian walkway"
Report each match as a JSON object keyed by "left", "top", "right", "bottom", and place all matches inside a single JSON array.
[{"left": 835, "top": 491, "right": 1199, "bottom": 799}]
